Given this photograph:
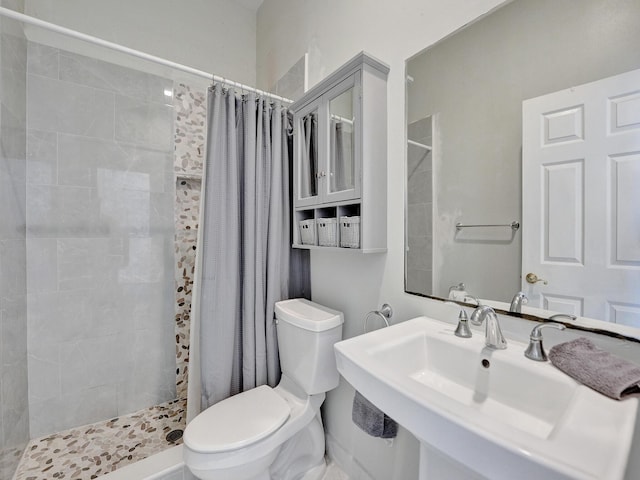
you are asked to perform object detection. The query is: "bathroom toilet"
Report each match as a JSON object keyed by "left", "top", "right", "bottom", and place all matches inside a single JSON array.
[{"left": 183, "top": 299, "right": 344, "bottom": 480}]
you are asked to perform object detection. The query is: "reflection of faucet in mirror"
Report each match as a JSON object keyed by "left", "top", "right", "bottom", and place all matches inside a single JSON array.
[
  {"left": 549, "top": 313, "right": 577, "bottom": 322},
  {"left": 448, "top": 282, "right": 466, "bottom": 301},
  {"left": 509, "top": 291, "right": 528, "bottom": 313},
  {"left": 463, "top": 295, "right": 480, "bottom": 307},
  {"left": 470, "top": 305, "right": 507, "bottom": 349}
]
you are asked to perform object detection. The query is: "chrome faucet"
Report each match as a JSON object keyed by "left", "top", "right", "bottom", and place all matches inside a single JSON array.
[
  {"left": 509, "top": 291, "right": 528, "bottom": 313},
  {"left": 524, "top": 322, "right": 566, "bottom": 361},
  {"left": 470, "top": 305, "right": 507, "bottom": 349}
]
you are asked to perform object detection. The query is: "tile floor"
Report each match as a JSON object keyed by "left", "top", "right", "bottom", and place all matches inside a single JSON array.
[{"left": 14, "top": 398, "right": 186, "bottom": 480}]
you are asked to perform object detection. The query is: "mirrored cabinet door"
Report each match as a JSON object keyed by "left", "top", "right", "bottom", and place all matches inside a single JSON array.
[
  {"left": 294, "top": 102, "right": 321, "bottom": 206},
  {"left": 326, "top": 73, "right": 361, "bottom": 202}
]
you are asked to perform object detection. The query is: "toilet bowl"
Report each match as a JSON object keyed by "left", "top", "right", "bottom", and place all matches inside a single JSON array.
[{"left": 183, "top": 299, "right": 344, "bottom": 480}]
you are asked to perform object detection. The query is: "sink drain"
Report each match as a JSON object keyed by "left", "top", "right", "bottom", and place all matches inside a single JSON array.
[
  {"left": 166, "top": 429, "right": 184, "bottom": 443},
  {"left": 481, "top": 359, "right": 490, "bottom": 368}
]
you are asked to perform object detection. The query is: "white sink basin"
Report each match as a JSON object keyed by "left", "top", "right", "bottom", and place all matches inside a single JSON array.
[{"left": 334, "top": 316, "right": 638, "bottom": 480}]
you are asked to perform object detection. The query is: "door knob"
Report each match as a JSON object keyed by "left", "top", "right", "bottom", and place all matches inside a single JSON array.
[{"left": 525, "top": 273, "right": 547, "bottom": 285}]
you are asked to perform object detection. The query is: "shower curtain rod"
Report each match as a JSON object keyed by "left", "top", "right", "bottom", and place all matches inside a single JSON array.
[{"left": 0, "top": 6, "right": 293, "bottom": 104}]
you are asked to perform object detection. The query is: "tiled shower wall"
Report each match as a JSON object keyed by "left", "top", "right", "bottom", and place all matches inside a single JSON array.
[
  {"left": 173, "top": 83, "right": 206, "bottom": 400},
  {"left": 0, "top": 17, "right": 30, "bottom": 480},
  {"left": 25, "top": 43, "right": 177, "bottom": 437}
]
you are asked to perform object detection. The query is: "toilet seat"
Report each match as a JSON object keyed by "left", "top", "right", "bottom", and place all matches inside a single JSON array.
[{"left": 185, "top": 385, "right": 291, "bottom": 453}]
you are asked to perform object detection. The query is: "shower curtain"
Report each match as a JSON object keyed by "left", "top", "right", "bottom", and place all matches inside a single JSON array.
[{"left": 197, "top": 84, "right": 309, "bottom": 409}]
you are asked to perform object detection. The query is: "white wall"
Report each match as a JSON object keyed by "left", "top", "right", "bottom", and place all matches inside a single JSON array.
[
  {"left": 23, "top": 0, "right": 257, "bottom": 85},
  {"left": 257, "top": 1, "right": 509, "bottom": 478}
]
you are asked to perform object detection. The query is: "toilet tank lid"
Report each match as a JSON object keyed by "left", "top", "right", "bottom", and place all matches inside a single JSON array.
[{"left": 275, "top": 299, "right": 344, "bottom": 332}]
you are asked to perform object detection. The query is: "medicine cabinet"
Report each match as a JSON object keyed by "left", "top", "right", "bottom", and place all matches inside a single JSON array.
[{"left": 291, "top": 52, "right": 389, "bottom": 253}]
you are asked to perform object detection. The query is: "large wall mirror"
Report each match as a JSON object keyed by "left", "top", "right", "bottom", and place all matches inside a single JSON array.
[{"left": 405, "top": 0, "right": 640, "bottom": 335}]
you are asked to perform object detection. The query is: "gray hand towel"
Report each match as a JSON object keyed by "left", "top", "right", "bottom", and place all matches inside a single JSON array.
[
  {"left": 352, "top": 391, "right": 398, "bottom": 438},
  {"left": 549, "top": 337, "right": 640, "bottom": 400}
]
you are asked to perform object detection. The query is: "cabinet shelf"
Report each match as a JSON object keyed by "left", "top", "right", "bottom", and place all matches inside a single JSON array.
[{"left": 292, "top": 244, "right": 387, "bottom": 254}]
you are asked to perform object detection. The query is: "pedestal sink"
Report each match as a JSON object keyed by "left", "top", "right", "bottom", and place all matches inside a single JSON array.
[{"left": 334, "top": 316, "right": 638, "bottom": 480}]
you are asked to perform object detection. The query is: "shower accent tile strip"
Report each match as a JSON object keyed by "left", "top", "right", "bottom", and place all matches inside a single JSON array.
[{"left": 173, "top": 83, "right": 206, "bottom": 400}]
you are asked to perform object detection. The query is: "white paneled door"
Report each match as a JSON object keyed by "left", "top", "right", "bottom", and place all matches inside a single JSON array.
[{"left": 522, "top": 68, "right": 640, "bottom": 326}]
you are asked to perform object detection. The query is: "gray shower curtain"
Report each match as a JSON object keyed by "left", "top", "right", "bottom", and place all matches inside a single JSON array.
[{"left": 198, "top": 84, "right": 309, "bottom": 409}]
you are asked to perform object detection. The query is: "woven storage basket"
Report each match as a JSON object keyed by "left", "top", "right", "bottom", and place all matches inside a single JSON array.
[
  {"left": 339, "top": 216, "right": 360, "bottom": 248},
  {"left": 299, "top": 219, "right": 316, "bottom": 245},
  {"left": 317, "top": 217, "right": 338, "bottom": 247}
]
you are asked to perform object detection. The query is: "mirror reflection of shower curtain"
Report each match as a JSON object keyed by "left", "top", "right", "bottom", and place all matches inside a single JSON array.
[
  {"left": 300, "top": 113, "right": 317, "bottom": 198},
  {"left": 330, "top": 119, "right": 353, "bottom": 193}
]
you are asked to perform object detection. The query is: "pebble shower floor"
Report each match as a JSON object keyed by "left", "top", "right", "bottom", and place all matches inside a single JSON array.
[{"left": 13, "top": 398, "right": 186, "bottom": 480}]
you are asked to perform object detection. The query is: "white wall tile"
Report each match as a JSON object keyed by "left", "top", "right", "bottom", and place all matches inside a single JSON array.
[
  {"left": 115, "top": 95, "right": 174, "bottom": 150},
  {"left": 26, "top": 42, "right": 59, "bottom": 79},
  {"left": 26, "top": 344, "right": 60, "bottom": 403},
  {"left": 26, "top": 184, "right": 94, "bottom": 237},
  {"left": 26, "top": 130, "right": 57, "bottom": 186},
  {"left": 0, "top": 296, "right": 27, "bottom": 366},
  {"left": 0, "top": 239, "right": 26, "bottom": 298},
  {"left": 0, "top": 158, "right": 26, "bottom": 239},
  {"left": 1, "top": 34, "right": 27, "bottom": 72},
  {"left": 58, "top": 335, "right": 131, "bottom": 394},
  {"left": 59, "top": 50, "right": 173, "bottom": 104},
  {"left": 29, "top": 384, "right": 117, "bottom": 437},
  {"left": 27, "top": 290, "right": 92, "bottom": 347},
  {"left": 27, "top": 73, "right": 115, "bottom": 139}
]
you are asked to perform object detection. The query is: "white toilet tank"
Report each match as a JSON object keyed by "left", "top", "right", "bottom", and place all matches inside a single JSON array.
[{"left": 275, "top": 299, "right": 344, "bottom": 395}]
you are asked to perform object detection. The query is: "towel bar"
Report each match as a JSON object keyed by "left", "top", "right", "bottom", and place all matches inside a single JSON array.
[
  {"left": 363, "top": 304, "right": 393, "bottom": 333},
  {"left": 455, "top": 221, "right": 520, "bottom": 231}
]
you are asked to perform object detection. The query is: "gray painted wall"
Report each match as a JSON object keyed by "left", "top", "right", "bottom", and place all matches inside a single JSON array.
[{"left": 407, "top": 0, "right": 640, "bottom": 302}]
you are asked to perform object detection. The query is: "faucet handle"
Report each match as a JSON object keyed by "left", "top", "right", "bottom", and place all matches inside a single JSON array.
[
  {"left": 444, "top": 302, "right": 472, "bottom": 338},
  {"left": 454, "top": 310, "right": 472, "bottom": 338},
  {"left": 525, "top": 322, "right": 566, "bottom": 361}
]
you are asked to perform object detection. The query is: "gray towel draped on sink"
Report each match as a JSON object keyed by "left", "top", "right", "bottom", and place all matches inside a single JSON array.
[
  {"left": 549, "top": 337, "right": 640, "bottom": 400},
  {"left": 352, "top": 391, "right": 398, "bottom": 438}
]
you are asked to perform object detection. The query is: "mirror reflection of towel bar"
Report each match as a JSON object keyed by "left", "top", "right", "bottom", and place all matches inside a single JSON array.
[{"left": 455, "top": 221, "right": 520, "bottom": 231}]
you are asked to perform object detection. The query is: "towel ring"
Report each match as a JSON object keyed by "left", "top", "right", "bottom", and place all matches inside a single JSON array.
[{"left": 364, "top": 304, "right": 393, "bottom": 333}]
